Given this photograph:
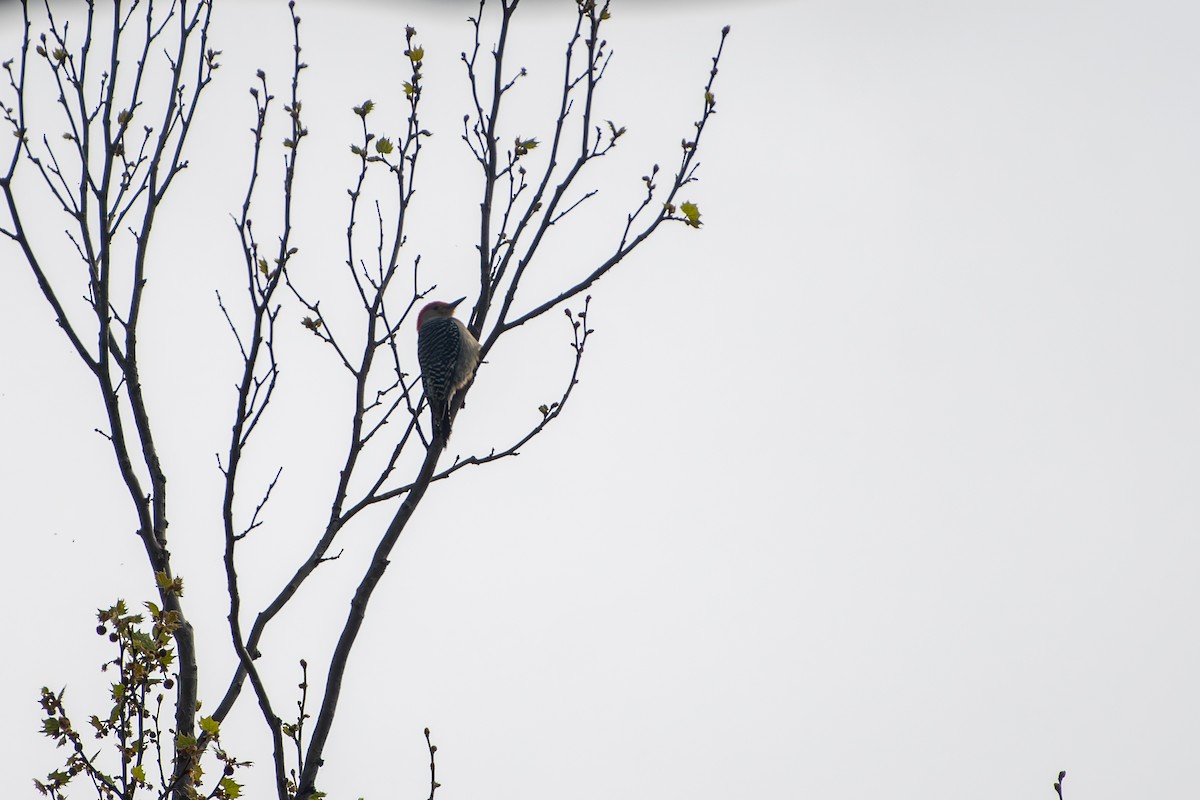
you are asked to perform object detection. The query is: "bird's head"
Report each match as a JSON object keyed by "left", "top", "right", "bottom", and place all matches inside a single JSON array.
[{"left": 417, "top": 297, "right": 466, "bottom": 330}]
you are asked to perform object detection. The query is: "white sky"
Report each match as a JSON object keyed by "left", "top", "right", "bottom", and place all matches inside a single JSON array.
[{"left": 2, "top": 1, "right": 1199, "bottom": 798}]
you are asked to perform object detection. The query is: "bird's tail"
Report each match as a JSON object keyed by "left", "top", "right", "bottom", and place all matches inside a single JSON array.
[{"left": 432, "top": 402, "right": 453, "bottom": 447}]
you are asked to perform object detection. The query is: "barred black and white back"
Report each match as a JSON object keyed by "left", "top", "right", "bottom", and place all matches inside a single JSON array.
[{"left": 417, "top": 298, "right": 482, "bottom": 446}]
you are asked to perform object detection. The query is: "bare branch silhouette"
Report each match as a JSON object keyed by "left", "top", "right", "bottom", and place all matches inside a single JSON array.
[{"left": 4, "top": 3, "right": 728, "bottom": 799}]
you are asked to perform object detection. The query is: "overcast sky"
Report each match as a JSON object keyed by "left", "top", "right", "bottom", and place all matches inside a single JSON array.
[{"left": 2, "top": 1, "right": 1199, "bottom": 799}]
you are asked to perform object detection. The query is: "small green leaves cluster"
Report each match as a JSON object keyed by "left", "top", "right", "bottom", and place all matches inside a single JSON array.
[
  {"left": 279, "top": 660, "right": 315, "bottom": 799},
  {"left": 349, "top": 99, "right": 375, "bottom": 157},
  {"left": 513, "top": 136, "right": 538, "bottom": 157},
  {"left": 348, "top": 26, "right": 428, "bottom": 169},
  {"left": 662, "top": 200, "right": 702, "bottom": 228},
  {"left": 33, "top": 32, "right": 68, "bottom": 66},
  {"left": 576, "top": 0, "right": 612, "bottom": 19},
  {"left": 34, "top": 601, "right": 249, "bottom": 800},
  {"left": 155, "top": 569, "right": 185, "bottom": 597},
  {"left": 349, "top": 97, "right": 409, "bottom": 162}
]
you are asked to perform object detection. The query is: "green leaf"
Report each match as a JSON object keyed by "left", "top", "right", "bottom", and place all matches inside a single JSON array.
[
  {"left": 403, "top": 82, "right": 415, "bottom": 97},
  {"left": 353, "top": 99, "right": 374, "bottom": 117},
  {"left": 46, "top": 770, "right": 72, "bottom": 786},
  {"left": 375, "top": 137, "right": 394, "bottom": 155},
  {"left": 199, "top": 715, "right": 220, "bottom": 736},
  {"left": 132, "top": 765, "right": 146, "bottom": 784},
  {"left": 406, "top": 46, "right": 425, "bottom": 62},
  {"left": 219, "top": 777, "right": 243, "bottom": 798},
  {"left": 681, "top": 201, "right": 702, "bottom": 228}
]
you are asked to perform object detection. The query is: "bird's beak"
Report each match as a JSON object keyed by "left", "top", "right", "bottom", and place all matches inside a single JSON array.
[{"left": 450, "top": 296, "right": 466, "bottom": 308}]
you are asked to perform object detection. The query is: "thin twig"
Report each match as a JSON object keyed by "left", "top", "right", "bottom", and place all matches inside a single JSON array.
[{"left": 425, "top": 727, "right": 440, "bottom": 800}]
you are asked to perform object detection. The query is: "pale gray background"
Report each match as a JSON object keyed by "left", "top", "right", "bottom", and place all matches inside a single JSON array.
[{"left": 2, "top": 1, "right": 1198, "bottom": 798}]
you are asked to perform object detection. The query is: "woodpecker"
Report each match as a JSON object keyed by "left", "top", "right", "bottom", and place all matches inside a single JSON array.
[{"left": 417, "top": 297, "right": 482, "bottom": 446}]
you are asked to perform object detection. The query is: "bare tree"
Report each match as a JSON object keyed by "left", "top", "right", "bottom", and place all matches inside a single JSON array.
[{"left": 2, "top": 1, "right": 728, "bottom": 798}]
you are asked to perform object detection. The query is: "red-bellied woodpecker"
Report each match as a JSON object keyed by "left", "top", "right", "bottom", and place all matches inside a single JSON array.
[{"left": 417, "top": 297, "right": 482, "bottom": 446}]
